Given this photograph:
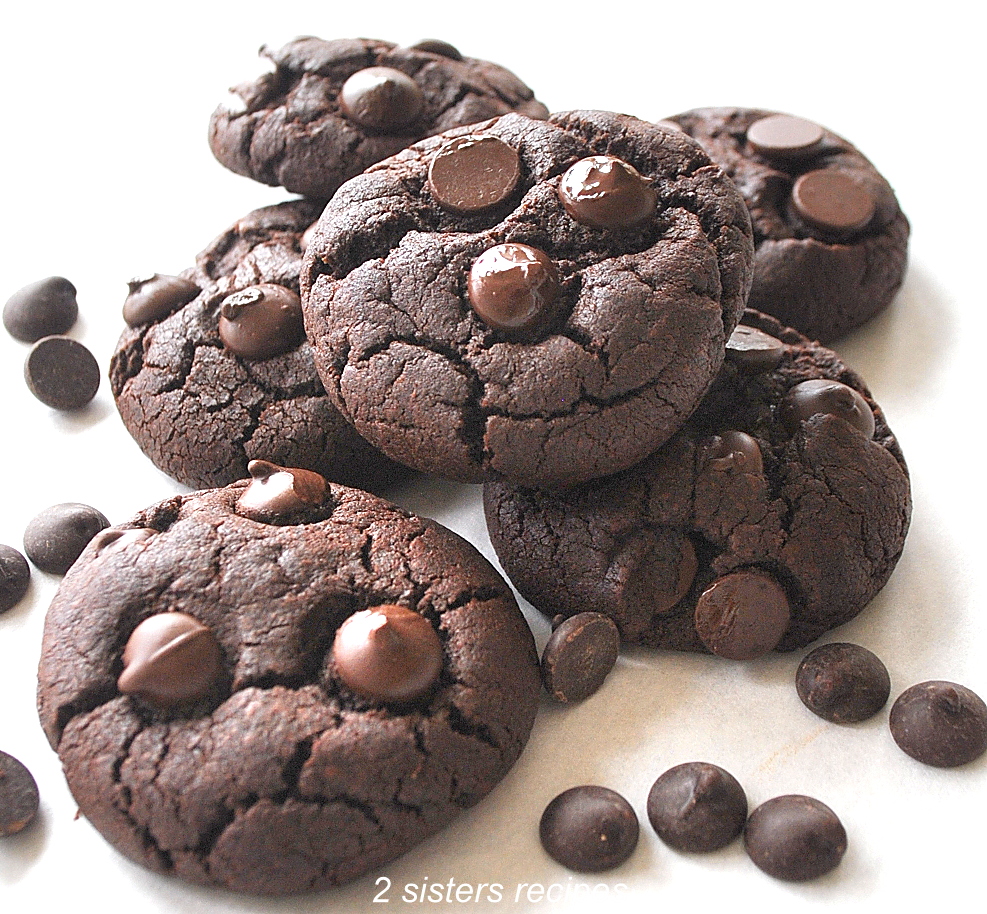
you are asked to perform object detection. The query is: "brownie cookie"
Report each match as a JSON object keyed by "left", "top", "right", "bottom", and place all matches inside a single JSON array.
[
  {"left": 302, "top": 110, "right": 754, "bottom": 488},
  {"left": 667, "top": 107, "right": 909, "bottom": 342},
  {"left": 483, "top": 310, "right": 911, "bottom": 653},
  {"left": 110, "top": 199, "right": 404, "bottom": 491},
  {"left": 36, "top": 465, "right": 540, "bottom": 894},
  {"left": 208, "top": 37, "right": 549, "bottom": 200}
]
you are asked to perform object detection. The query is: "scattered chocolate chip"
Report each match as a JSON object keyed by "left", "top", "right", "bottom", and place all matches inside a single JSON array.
[
  {"left": 333, "top": 604, "right": 443, "bottom": 703},
  {"left": 889, "top": 680, "right": 987, "bottom": 768},
  {"left": 791, "top": 169, "right": 876, "bottom": 235},
  {"left": 218, "top": 284, "right": 304, "bottom": 360},
  {"left": 539, "top": 785, "right": 639, "bottom": 872},
  {"left": 428, "top": 134, "right": 521, "bottom": 214},
  {"left": 744, "top": 795, "right": 847, "bottom": 881},
  {"left": 338, "top": 66, "right": 424, "bottom": 132},
  {"left": 118, "top": 611, "right": 224, "bottom": 709},
  {"left": 3, "top": 276, "right": 78, "bottom": 342},
  {"left": 0, "top": 545, "right": 31, "bottom": 614},
  {"left": 746, "top": 114, "right": 825, "bottom": 161},
  {"left": 557, "top": 155, "right": 657, "bottom": 230},
  {"left": 0, "top": 749, "right": 40, "bottom": 837},
  {"left": 236, "top": 459, "right": 329, "bottom": 523},
  {"left": 23, "top": 502, "right": 110, "bottom": 575},
  {"left": 780, "top": 378, "right": 875, "bottom": 438},
  {"left": 23, "top": 335, "right": 100, "bottom": 410},
  {"left": 468, "top": 242, "right": 561, "bottom": 335},
  {"left": 408, "top": 39, "right": 463, "bottom": 60},
  {"left": 796, "top": 643, "right": 891, "bottom": 724},
  {"left": 725, "top": 324, "right": 786, "bottom": 371},
  {"left": 646, "top": 762, "right": 748, "bottom": 853},
  {"left": 701, "top": 430, "right": 763, "bottom": 475},
  {"left": 123, "top": 273, "right": 199, "bottom": 327},
  {"left": 694, "top": 570, "right": 791, "bottom": 661},
  {"left": 541, "top": 612, "right": 620, "bottom": 703}
]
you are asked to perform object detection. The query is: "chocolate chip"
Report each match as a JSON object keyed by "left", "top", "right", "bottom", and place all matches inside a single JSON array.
[
  {"left": 3, "top": 276, "right": 78, "bottom": 342},
  {"left": 338, "top": 66, "right": 424, "bottom": 132},
  {"left": 118, "top": 611, "right": 224, "bottom": 710},
  {"left": 725, "top": 324, "right": 786, "bottom": 371},
  {"left": 123, "top": 273, "right": 199, "bottom": 327},
  {"left": 539, "top": 785, "right": 639, "bottom": 872},
  {"left": 332, "top": 605, "right": 443, "bottom": 703},
  {"left": 0, "top": 749, "right": 40, "bottom": 837},
  {"left": 541, "top": 612, "right": 620, "bottom": 703},
  {"left": 90, "top": 526, "right": 158, "bottom": 558},
  {"left": 236, "top": 460, "right": 329, "bottom": 523},
  {"left": 468, "top": 242, "right": 561, "bottom": 336},
  {"left": 796, "top": 643, "right": 891, "bottom": 723},
  {"left": 218, "top": 284, "right": 304, "bottom": 360},
  {"left": 557, "top": 155, "right": 657, "bottom": 230},
  {"left": 408, "top": 39, "right": 463, "bottom": 60},
  {"left": 744, "top": 795, "right": 847, "bottom": 881},
  {"left": 694, "top": 570, "right": 791, "bottom": 661},
  {"left": 23, "top": 502, "right": 110, "bottom": 575},
  {"left": 780, "top": 378, "right": 875, "bottom": 438},
  {"left": 0, "top": 545, "right": 30, "bottom": 614},
  {"left": 746, "top": 114, "right": 825, "bottom": 161},
  {"left": 646, "top": 762, "right": 747, "bottom": 853},
  {"left": 427, "top": 134, "right": 521, "bottom": 214},
  {"left": 791, "top": 169, "right": 876, "bottom": 235},
  {"left": 889, "top": 681, "right": 987, "bottom": 768},
  {"left": 24, "top": 335, "right": 100, "bottom": 410},
  {"left": 701, "top": 430, "right": 763, "bottom": 475}
]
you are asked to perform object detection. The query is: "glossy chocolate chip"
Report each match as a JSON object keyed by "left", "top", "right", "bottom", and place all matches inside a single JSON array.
[
  {"left": 702, "top": 430, "right": 764, "bottom": 476},
  {"left": 539, "top": 785, "right": 639, "bottom": 872},
  {"left": 889, "top": 681, "right": 987, "bottom": 768},
  {"left": 746, "top": 114, "right": 825, "bottom": 161},
  {"left": 791, "top": 169, "right": 876, "bottom": 235},
  {"left": 218, "top": 284, "right": 304, "bottom": 360},
  {"left": 541, "top": 612, "right": 620, "bottom": 703},
  {"left": 745, "top": 795, "right": 846, "bottom": 881},
  {"left": 408, "top": 39, "right": 463, "bottom": 60},
  {"left": 558, "top": 155, "right": 657, "bottom": 230},
  {"left": 24, "top": 335, "right": 100, "bottom": 410},
  {"left": 338, "top": 66, "right": 424, "bottom": 132},
  {"left": 118, "top": 611, "right": 224, "bottom": 709},
  {"left": 0, "top": 749, "right": 40, "bottom": 837},
  {"left": 90, "top": 526, "right": 158, "bottom": 558},
  {"left": 468, "top": 243, "right": 561, "bottom": 335},
  {"left": 780, "top": 378, "right": 875, "bottom": 438},
  {"left": 3, "top": 276, "right": 78, "bottom": 342},
  {"left": 0, "top": 545, "right": 31, "bottom": 614},
  {"left": 23, "top": 503, "right": 110, "bottom": 574},
  {"left": 647, "top": 762, "right": 748, "bottom": 853},
  {"left": 796, "top": 643, "right": 891, "bottom": 724},
  {"left": 428, "top": 134, "right": 521, "bottom": 214},
  {"left": 333, "top": 605, "right": 443, "bottom": 703},
  {"left": 725, "top": 324, "right": 786, "bottom": 371},
  {"left": 694, "top": 570, "right": 791, "bottom": 660},
  {"left": 236, "top": 459, "right": 329, "bottom": 523},
  {"left": 123, "top": 273, "right": 199, "bottom": 327}
]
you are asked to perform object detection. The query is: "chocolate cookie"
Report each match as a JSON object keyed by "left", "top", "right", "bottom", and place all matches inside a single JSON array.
[
  {"left": 36, "top": 465, "right": 540, "bottom": 894},
  {"left": 667, "top": 107, "right": 909, "bottom": 342},
  {"left": 208, "top": 37, "right": 549, "bottom": 200},
  {"left": 109, "top": 199, "right": 403, "bottom": 491},
  {"left": 483, "top": 310, "right": 911, "bottom": 653},
  {"left": 302, "top": 110, "right": 754, "bottom": 488}
]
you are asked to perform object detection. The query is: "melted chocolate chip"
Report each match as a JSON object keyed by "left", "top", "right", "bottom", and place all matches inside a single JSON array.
[
  {"left": 539, "top": 785, "right": 639, "bottom": 872},
  {"left": 218, "top": 284, "right": 304, "bottom": 360},
  {"left": 780, "top": 379, "right": 875, "bottom": 438},
  {"left": 744, "top": 795, "right": 847, "bottom": 881},
  {"left": 796, "top": 642, "right": 891, "bottom": 724},
  {"left": 338, "top": 67, "right": 424, "bottom": 132},
  {"left": 702, "top": 430, "right": 763, "bottom": 475},
  {"left": 123, "top": 273, "right": 199, "bottom": 326},
  {"left": 694, "top": 570, "right": 791, "bottom": 661},
  {"left": 557, "top": 155, "right": 657, "bottom": 230},
  {"left": 427, "top": 134, "right": 521, "bottom": 214},
  {"left": 236, "top": 460, "right": 329, "bottom": 523},
  {"left": 746, "top": 114, "right": 825, "bottom": 161},
  {"left": 468, "top": 243, "right": 561, "bottom": 335},
  {"left": 0, "top": 750, "right": 39, "bottom": 837},
  {"left": 889, "top": 681, "right": 987, "bottom": 768},
  {"left": 408, "top": 39, "right": 463, "bottom": 60},
  {"left": 725, "top": 324, "right": 786, "bottom": 371},
  {"left": 541, "top": 612, "right": 620, "bottom": 703},
  {"left": 791, "top": 169, "right": 876, "bottom": 235},
  {"left": 3, "top": 276, "right": 78, "bottom": 343},
  {"left": 91, "top": 527, "right": 158, "bottom": 558}
]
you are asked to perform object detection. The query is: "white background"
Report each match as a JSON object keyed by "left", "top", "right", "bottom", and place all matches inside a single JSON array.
[{"left": 1, "top": 2, "right": 983, "bottom": 912}]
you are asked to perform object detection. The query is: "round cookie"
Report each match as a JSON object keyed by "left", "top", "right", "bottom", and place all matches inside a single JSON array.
[
  {"left": 209, "top": 36, "right": 549, "bottom": 200},
  {"left": 483, "top": 310, "right": 911, "bottom": 653},
  {"left": 667, "top": 107, "right": 909, "bottom": 342},
  {"left": 36, "top": 465, "right": 540, "bottom": 895},
  {"left": 302, "top": 110, "right": 755, "bottom": 488},
  {"left": 110, "top": 199, "right": 404, "bottom": 491}
]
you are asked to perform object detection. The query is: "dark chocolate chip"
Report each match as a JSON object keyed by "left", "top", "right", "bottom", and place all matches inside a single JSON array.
[
  {"left": 23, "top": 502, "right": 110, "bottom": 575},
  {"left": 694, "top": 570, "right": 791, "bottom": 660},
  {"left": 427, "top": 134, "right": 521, "bottom": 214},
  {"left": 218, "top": 284, "right": 304, "bottom": 360},
  {"left": 123, "top": 273, "right": 199, "bottom": 327},
  {"left": 725, "top": 324, "right": 786, "bottom": 371},
  {"left": 780, "top": 378, "right": 875, "bottom": 438},
  {"left": 889, "top": 680, "right": 987, "bottom": 768},
  {"left": 407, "top": 39, "right": 463, "bottom": 60},
  {"left": 746, "top": 114, "right": 825, "bottom": 161},
  {"left": 541, "top": 612, "right": 620, "bottom": 703},
  {"left": 118, "top": 611, "right": 224, "bottom": 709},
  {"left": 744, "top": 795, "right": 847, "bottom": 881},
  {"left": 539, "top": 785, "right": 639, "bottom": 872},
  {"left": 0, "top": 749, "right": 40, "bottom": 837},
  {"left": 24, "top": 335, "right": 100, "bottom": 410},
  {"left": 236, "top": 459, "right": 329, "bottom": 523},
  {"left": 468, "top": 242, "right": 561, "bottom": 335},
  {"left": 701, "top": 430, "right": 763, "bottom": 476},
  {"left": 557, "top": 155, "right": 657, "bottom": 230},
  {"left": 90, "top": 526, "right": 158, "bottom": 557},
  {"left": 338, "top": 66, "right": 424, "bottom": 132},
  {"left": 796, "top": 642, "right": 891, "bottom": 723},
  {"left": 3, "top": 276, "right": 78, "bottom": 342},
  {"left": 646, "top": 762, "right": 748, "bottom": 853},
  {"left": 333, "top": 604, "right": 443, "bottom": 703},
  {"left": 791, "top": 169, "right": 876, "bottom": 235},
  {"left": 0, "top": 545, "right": 31, "bottom": 614}
]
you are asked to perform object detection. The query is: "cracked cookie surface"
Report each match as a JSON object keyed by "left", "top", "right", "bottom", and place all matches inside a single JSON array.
[
  {"left": 483, "top": 310, "right": 912, "bottom": 653},
  {"left": 37, "top": 479, "right": 540, "bottom": 894},
  {"left": 302, "top": 110, "right": 755, "bottom": 488}
]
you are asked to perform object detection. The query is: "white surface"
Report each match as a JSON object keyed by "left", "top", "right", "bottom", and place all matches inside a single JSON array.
[{"left": 1, "top": 2, "right": 983, "bottom": 911}]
